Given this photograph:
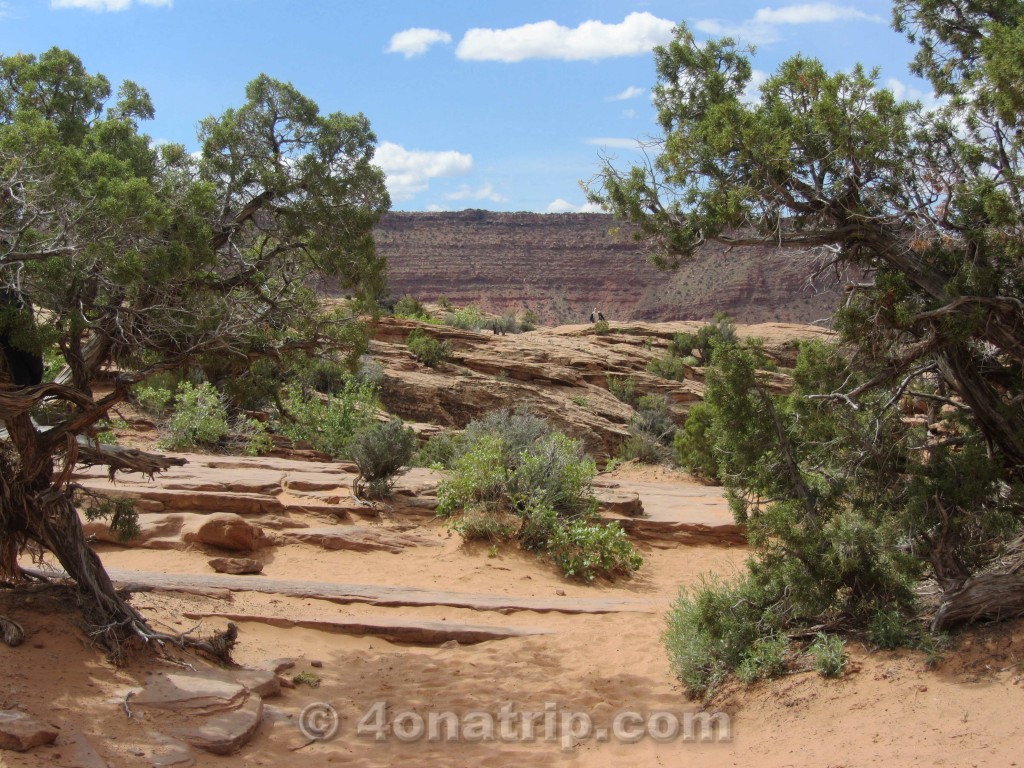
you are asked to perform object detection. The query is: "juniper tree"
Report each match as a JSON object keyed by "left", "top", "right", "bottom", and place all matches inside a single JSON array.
[
  {"left": 589, "top": 1, "right": 1024, "bottom": 632},
  {"left": 0, "top": 48, "right": 389, "bottom": 653}
]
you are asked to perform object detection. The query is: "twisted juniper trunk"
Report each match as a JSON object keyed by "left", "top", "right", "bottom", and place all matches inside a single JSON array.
[{"left": 0, "top": 413, "right": 150, "bottom": 652}]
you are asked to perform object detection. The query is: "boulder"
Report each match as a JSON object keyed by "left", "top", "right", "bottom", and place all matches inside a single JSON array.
[
  {"left": 0, "top": 710, "right": 59, "bottom": 752},
  {"left": 169, "top": 695, "right": 263, "bottom": 756},
  {"left": 208, "top": 557, "right": 264, "bottom": 575},
  {"left": 183, "top": 514, "right": 268, "bottom": 552}
]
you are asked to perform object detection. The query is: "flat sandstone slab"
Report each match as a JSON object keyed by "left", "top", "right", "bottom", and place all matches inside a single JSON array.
[{"left": 105, "top": 568, "right": 653, "bottom": 614}]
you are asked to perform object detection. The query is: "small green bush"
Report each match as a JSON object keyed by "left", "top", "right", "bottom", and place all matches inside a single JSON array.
[
  {"left": 809, "top": 633, "right": 847, "bottom": 678},
  {"left": 350, "top": 418, "right": 418, "bottom": 498},
  {"left": 617, "top": 434, "right": 670, "bottom": 464},
  {"left": 278, "top": 380, "right": 379, "bottom": 459},
  {"left": 519, "top": 309, "right": 540, "bottom": 331},
  {"left": 647, "top": 354, "right": 690, "bottom": 381},
  {"left": 593, "top": 319, "right": 610, "bottom": 335},
  {"left": 135, "top": 385, "right": 175, "bottom": 416},
  {"left": 412, "top": 431, "right": 462, "bottom": 469},
  {"left": 663, "top": 573, "right": 781, "bottom": 699},
  {"left": 406, "top": 328, "right": 451, "bottom": 367},
  {"left": 394, "top": 294, "right": 431, "bottom": 321},
  {"left": 437, "top": 410, "right": 641, "bottom": 581},
  {"left": 868, "top": 609, "right": 916, "bottom": 650},
  {"left": 443, "top": 305, "right": 487, "bottom": 331},
  {"left": 607, "top": 375, "right": 639, "bottom": 406},
  {"left": 736, "top": 635, "right": 789, "bottom": 684},
  {"left": 161, "top": 382, "right": 231, "bottom": 451},
  {"left": 548, "top": 518, "right": 643, "bottom": 582}
]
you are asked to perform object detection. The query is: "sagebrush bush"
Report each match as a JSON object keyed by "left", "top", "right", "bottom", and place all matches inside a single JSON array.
[
  {"left": 350, "top": 418, "right": 417, "bottom": 498},
  {"left": 412, "top": 431, "right": 462, "bottom": 469},
  {"left": 394, "top": 294, "right": 431, "bottom": 321},
  {"left": 647, "top": 353, "right": 690, "bottom": 382},
  {"left": 406, "top": 328, "right": 451, "bottom": 367},
  {"left": 134, "top": 385, "right": 175, "bottom": 416},
  {"left": 617, "top": 434, "right": 670, "bottom": 464},
  {"left": 437, "top": 409, "right": 642, "bottom": 581},
  {"left": 663, "top": 573, "right": 782, "bottom": 699},
  {"left": 592, "top": 319, "right": 610, "bottom": 335}
]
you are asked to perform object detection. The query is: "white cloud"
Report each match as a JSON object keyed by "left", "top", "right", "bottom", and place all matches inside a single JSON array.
[
  {"left": 585, "top": 137, "right": 646, "bottom": 150},
  {"left": 885, "top": 77, "right": 945, "bottom": 112},
  {"left": 443, "top": 183, "right": 508, "bottom": 203},
  {"left": 51, "top": 0, "right": 170, "bottom": 10},
  {"left": 610, "top": 85, "right": 646, "bottom": 101},
  {"left": 386, "top": 28, "right": 453, "bottom": 58},
  {"left": 696, "top": 3, "right": 883, "bottom": 44},
  {"left": 375, "top": 141, "right": 473, "bottom": 201},
  {"left": 456, "top": 12, "right": 675, "bottom": 62},
  {"left": 742, "top": 69, "right": 770, "bottom": 104},
  {"left": 546, "top": 198, "right": 606, "bottom": 213}
]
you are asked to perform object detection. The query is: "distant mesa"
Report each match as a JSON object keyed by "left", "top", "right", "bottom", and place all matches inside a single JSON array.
[{"left": 363, "top": 210, "right": 842, "bottom": 325}]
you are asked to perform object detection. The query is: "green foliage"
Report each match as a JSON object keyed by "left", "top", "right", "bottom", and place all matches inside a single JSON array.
[
  {"left": 809, "top": 633, "right": 847, "bottom": 678},
  {"left": 393, "top": 294, "right": 431, "bottom": 321},
  {"left": 616, "top": 433, "right": 670, "bottom": 465},
  {"left": 443, "top": 304, "right": 487, "bottom": 331},
  {"left": 350, "top": 418, "right": 417, "bottom": 498},
  {"left": 134, "top": 385, "right": 175, "bottom": 416},
  {"left": 736, "top": 635, "right": 789, "bottom": 685},
  {"left": 161, "top": 382, "right": 231, "bottom": 451},
  {"left": 82, "top": 496, "right": 141, "bottom": 543},
  {"left": 592, "top": 319, "right": 610, "bottom": 335},
  {"left": 519, "top": 309, "right": 540, "bottom": 331},
  {"left": 674, "top": 402, "right": 720, "bottom": 481},
  {"left": 663, "top": 573, "right": 782, "bottom": 699},
  {"left": 647, "top": 353, "right": 690, "bottom": 382},
  {"left": 406, "top": 328, "right": 452, "bottom": 367},
  {"left": 868, "top": 609, "right": 916, "bottom": 650},
  {"left": 606, "top": 375, "right": 639, "bottom": 407},
  {"left": 437, "top": 409, "right": 641, "bottom": 581},
  {"left": 412, "top": 431, "right": 462, "bottom": 469},
  {"left": 547, "top": 518, "right": 644, "bottom": 582},
  {"left": 278, "top": 380, "right": 379, "bottom": 459}
]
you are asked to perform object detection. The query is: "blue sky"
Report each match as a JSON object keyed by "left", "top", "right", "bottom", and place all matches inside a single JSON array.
[{"left": 2, "top": 1, "right": 934, "bottom": 212}]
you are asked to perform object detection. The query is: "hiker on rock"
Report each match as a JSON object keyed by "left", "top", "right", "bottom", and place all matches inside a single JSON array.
[{"left": 589, "top": 307, "right": 606, "bottom": 323}]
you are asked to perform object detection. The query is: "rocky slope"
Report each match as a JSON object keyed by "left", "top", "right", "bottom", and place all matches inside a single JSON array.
[
  {"left": 373, "top": 316, "right": 832, "bottom": 457},
  {"left": 370, "top": 210, "right": 845, "bottom": 325}
]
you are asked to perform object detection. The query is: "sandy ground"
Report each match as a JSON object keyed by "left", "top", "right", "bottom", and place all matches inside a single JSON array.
[{"left": 1, "top": 467, "right": 1023, "bottom": 767}]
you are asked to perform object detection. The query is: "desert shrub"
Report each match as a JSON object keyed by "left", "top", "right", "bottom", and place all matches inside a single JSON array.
[
  {"left": 736, "top": 635, "right": 789, "bottom": 685},
  {"left": 647, "top": 353, "right": 690, "bottom": 382},
  {"left": 278, "top": 380, "right": 379, "bottom": 459},
  {"left": 236, "top": 416, "right": 274, "bottom": 457},
  {"left": 547, "top": 517, "right": 643, "bottom": 582},
  {"left": 406, "top": 328, "right": 451, "bottom": 367},
  {"left": 519, "top": 309, "right": 540, "bottom": 332},
  {"left": 617, "top": 434, "right": 670, "bottom": 464},
  {"left": 412, "top": 431, "right": 462, "bottom": 469},
  {"left": 632, "top": 394, "right": 677, "bottom": 444},
  {"left": 350, "top": 418, "right": 418, "bottom": 498},
  {"left": 437, "top": 410, "right": 641, "bottom": 581},
  {"left": 135, "top": 385, "right": 175, "bottom": 416},
  {"left": 161, "top": 382, "right": 231, "bottom": 450},
  {"left": 681, "top": 354, "right": 700, "bottom": 367},
  {"left": 495, "top": 311, "right": 519, "bottom": 334},
  {"left": 449, "top": 506, "right": 521, "bottom": 542},
  {"left": 607, "top": 374, "right": 639, "bottom": 407},
  {"left": 592, "top": 319, "right": 610, "bottom": 335},
  {"left": 663, "top": 573, "right": 782, "bottom": 699},
  {"left": 297, "top": 357, "right": 354, "bottom": 395},
  {"left": 443, "top": 304, "right": 487, "bottom": 331},
  {"left": 674, "top": 402, "right": 720, "bottom": 481},
  {"left": 809, "top": 633, "right": 847, "bottom": 678},
  {"left": 437, "top": 295, "right": 453, "bottom": 311},
  {"left": 460, "top": 407, "right": 551, "bottom": 463},
  {"left": 868, "top": 609, "right": 916, "bottom": 650},
  {"left": 394, "top": 294, "right": 430, "bottom": 321}
]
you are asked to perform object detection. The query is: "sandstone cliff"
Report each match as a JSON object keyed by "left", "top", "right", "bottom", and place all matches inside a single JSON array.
[{"left": 372, "top": 210, "right": 843, "bottom": 325}]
